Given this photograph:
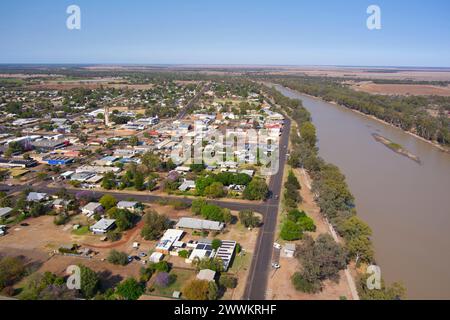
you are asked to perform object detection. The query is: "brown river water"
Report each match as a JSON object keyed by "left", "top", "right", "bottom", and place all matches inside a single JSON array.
[{"left": 275, "top": 85, "right": 450, "bottom": 299}]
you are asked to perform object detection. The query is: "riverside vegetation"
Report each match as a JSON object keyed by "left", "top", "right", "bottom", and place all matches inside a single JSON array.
[{"left": 263, "top": 84, "right": 406, "bottom": 300}]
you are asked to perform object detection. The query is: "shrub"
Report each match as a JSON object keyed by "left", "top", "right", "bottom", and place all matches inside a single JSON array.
[
  {"left": 219, "top": 276, "right": 237, "bottom": 289},
  {"left": 280, "top": 220, "right": 303, "bottom": 241},
  {"left": 178, "top": 250, "right": 190, "bottom": 259},
  {"left": 107, "top": 250, "right": 128, "bottom": 266}
]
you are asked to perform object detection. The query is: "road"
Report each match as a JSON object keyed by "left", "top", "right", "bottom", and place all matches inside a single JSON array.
[
  {"left": 177, "top": 82, "right": 210, "bottom": 120},
  {"left": 243, "top": 118, "right": 291, "bottom": 300},
  {"left": 1, "top": 119, "right": 290, "bottom": 301}
]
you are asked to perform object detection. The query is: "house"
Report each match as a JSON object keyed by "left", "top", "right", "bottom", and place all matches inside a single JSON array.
[
  {"left": 197, "top": 269, "right": 216, "bottom": 282},
  {"left": 82, "top": 202, "right": 103, "bottom": 218},
  {"left": 26, "top": 192, "right": 48, "bottom": 202},
  {"left": 117, "top": 201, "right": 141, "bottom": 212},
  {"left": 283, "top": 243, "right": 296, "bottom": 258},
  {"left": 94, "top": 156, "right": 119, "bottom": 166},
  {"left": 178, "top": 180, "right": 196, "bottom": 192},
  {"left": 149, "top": 252, "right": 164, "bottom": 263},
  {"left": 52, "top": 199, "right": 71, "bottom": 211},
  {"left": 175, "top": 166, "right": 191, "bottom": 173},
  {"left": 155, "top": 229, "right": 184, "bottom": 254},
  {"left": 0, "top": 207, "right": 12, "bottom": 220},
  {"left": 186, "top": 240, "right": 216, "bottom": 264},
  {"left": 90, "top": 218, "right": 116, "bottom": 235},
  {"left": 215, "top": 240, "right": 236, "bottom": 271},
  {"left": 175, "top": 217, "right": 225, "bottom": 232}
]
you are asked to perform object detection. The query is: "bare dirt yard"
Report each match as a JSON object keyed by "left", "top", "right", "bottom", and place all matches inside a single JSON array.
[
  {"left": 351, "top": 82, "right": 450, "bottom": 96},
  {"left": 266, "top": 167, "right": 353, "bottom": 300}
]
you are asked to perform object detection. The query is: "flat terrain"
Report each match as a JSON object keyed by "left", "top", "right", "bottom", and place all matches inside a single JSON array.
[{"left": 351, "top": 82, "right": 450, "bottom": 96}]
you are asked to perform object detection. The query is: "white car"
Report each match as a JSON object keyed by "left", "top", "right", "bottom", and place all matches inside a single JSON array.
[
  {"left": 272, "top": 263, "right": 280, "bottom": 269},
  {"left": 273, "top": 242, "right": 281, "bottom": 250}
]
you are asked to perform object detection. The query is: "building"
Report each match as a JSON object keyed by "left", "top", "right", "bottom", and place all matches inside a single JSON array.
[
  {"left": 0, "top": 207, "right": 13, "bottom": 220},
  {"left": 117, "top": 201, "right": 141, "bottom": 212},
  {"left": 283, "top": 243, "right": 296, "bottom": 258},
  {"left": 155, "top": 229, "right": 184, "bottom": 254},
  {"left": 43, "top": 155, "right": 74, "bottom": 166},
  {"left": 90, "top": 218, "right": 116, "bottom": 235},
  {"left": 197, "top": 269, "right": 216, "bottom": 282},
  {"left": 178, "top": 180, "right": 196, "bottom": 192},
  {"left": 175, "top": 217, "right": 224, "bottom": 232},
  {"left": 32, "top": 139, "right": 68, "bottom": 152},
  {"left": 149, "top": 252, "right": 164, "bottom": 263},
  {"left": 0, "top": 158, "right": 38, "bottom": 168},
  {"left": 215, "top": 240, "right": 236, "bottom": 271},
  {"left": 82, "top": 202, "right": 103, "bottom": 218},
  {"left": 94, "top": 156, "right": 119, "bottom": 166},
  {"left": 186, "top": 240, "right": 216, "bottom": 264},
  {"left": 26, "top": 192, "right": 48, "bottom": 202}
]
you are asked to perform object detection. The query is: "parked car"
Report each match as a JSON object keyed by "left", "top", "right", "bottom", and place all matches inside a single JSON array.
[
  {"left": 139, "top": 252, "right": 147, "bottom": 258},
  {"left": 272, "top": 263, "right": 280, "bottom": 269},
  {"left": 273, "top": 242, "right": 281, "bottom": 250}
]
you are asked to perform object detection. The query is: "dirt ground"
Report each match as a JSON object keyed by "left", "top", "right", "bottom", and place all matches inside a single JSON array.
[
  {"left": 266, "top": 166, "right": 353, "bottom": 300},
  {"left": 351, "top": 82, "right": 450, "bottom": 96}
]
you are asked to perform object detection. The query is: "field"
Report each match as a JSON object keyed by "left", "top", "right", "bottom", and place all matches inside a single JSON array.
[{"left": 351, "top": 81, "right": 450, "bottom": 96}]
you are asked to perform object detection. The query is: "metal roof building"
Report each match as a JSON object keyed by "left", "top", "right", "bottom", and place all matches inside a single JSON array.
[{"left": 175, "top": 217, "right": 224, "bottom": 232}]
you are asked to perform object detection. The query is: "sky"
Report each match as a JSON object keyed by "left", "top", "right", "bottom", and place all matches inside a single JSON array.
[{"left": 0, "top": 0, "right": 449, "bottom": 67}]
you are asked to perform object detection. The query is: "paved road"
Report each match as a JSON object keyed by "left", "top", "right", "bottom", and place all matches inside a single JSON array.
[
  {"left": 177, "top": 82, "right": 210, "bottom": 120},
  {"left": 243, "top": 118, "right": 291, "bottom": 300},
  {"left": 1, "top": 119, "right": 290, "bottom": 301}
]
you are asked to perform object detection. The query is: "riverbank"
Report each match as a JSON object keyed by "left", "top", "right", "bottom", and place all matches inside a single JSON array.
[{"left": 295, "top": 90, "right": 450, "bottom": 154}]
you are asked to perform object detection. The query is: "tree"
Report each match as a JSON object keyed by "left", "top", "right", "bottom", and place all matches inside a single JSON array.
[
  {"left": 239, "top": 210, "right": 261, "bottom": 228},
  {"left": 101, "top": 172, "right": 116, "bottom": 190},
  {"left": 99, "top": 194, "right": 117, "bottom": 211},
  {"left": 141, "top": 152, "right": 162, "bottom": 172},
  {"left": 204, "top": 182, "right": 225, "bottom": 199},
  {"left": 219, "top": 276, "right": 237, "bottom": 289},
  {"left": 280, "top": 220, "right": 303, "bottom": 241},
  {"left": 243, "top": 178, "right": 269, "bottom": 201},
  {"left": 190, "top": 163, "right": 205, "bottom": 173},
  {"left": 107, "top": 250, "right": 129, "bottom": 266},
  {"left": 207, "top": 281, "right": 218, "bottom": 300},
  {"left": 200, "top": 204, "right": 224, "bottom": 222},
  {"left": 134, "top": 171, "right": 145, "bottom": 191},
  {"left": 183, "top": 280, "right": 210, "bottom": 300},
  {"left": 191, "top": 198, "right": 207, "bottom": 215},
  {"left": 299, "top": 122, "right": 317, "bottom": 147},
  {"left": 129, "top": 136, "right": 139, "bottom": 147},
  {"left": 116, "top": 278, "right": 144, "bottom": 300},
  {"left": 107, "top": 208, "right": 135, "bottom": 231},
  {"left": 358, "top": 273, "right": 406, "bottom": 300},
  {"left": 0, "top": 257, "right": 25, "bottom": 290},
  {"left": 212, "top": 239, "right": 222, "bottom": 250},
  {"left": 294, "top": 235, "right": 347, "bottom": 293},
  {"left": 29, "top": 202, "right": 47, "bottom": 217},
  {"left": 79, "top": 265, "right": 100, "bottom": 299},
  {"left": 141, "top": 210, "right": 170, "bottom": 240}
]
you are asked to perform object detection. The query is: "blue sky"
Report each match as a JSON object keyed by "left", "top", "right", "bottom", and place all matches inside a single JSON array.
[{"left": 0, "top": 0, "right": 449, "bottom": 66}]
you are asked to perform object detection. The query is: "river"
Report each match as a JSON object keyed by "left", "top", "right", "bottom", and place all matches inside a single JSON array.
[{"left": 275, "top": 85, "right": 450, "bottom": 300}]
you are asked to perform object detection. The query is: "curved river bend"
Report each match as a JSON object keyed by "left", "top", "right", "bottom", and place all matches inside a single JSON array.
[{"left": 276, "top": 85, "right": 450, "bottom": 300}]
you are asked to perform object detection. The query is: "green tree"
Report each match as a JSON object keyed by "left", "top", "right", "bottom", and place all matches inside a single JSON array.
[
  {"left": 299, "top": 122, "right": 317, "bottom": 147},
  {"left": 212, "top": 239, "right": 222, "bottom": 250},
  {"left": 191, "top": 198, "right": 207, "bottom": 215},
  {"left": 141, "top": 210, "right": 170, "bottom": 240},
  {"left": 79, "top": 265, "right": 100, "bottom": 299},
  {"left": 0, "top": 257, "right": 25, "bottom": 290},
  {"left": 116, "top": 278, "right": 144, "bottom": 300},
  {"left": 204, "top": 182, "right": 225, "bottom": 199},
  {"left": 99, "top": 194, "right": 118, "bottom": 211},
  {"left": 280, "top": 220, "right": 303, "bottom": 241},
  {"left": 239, "top": 210, "right": 261, "bottom": 228},
  {"left": 243, "top": 178, "right": 269, "bottom": 201},
  {"left": 134, "top": 171, "right": 145, "bottom": 191}
]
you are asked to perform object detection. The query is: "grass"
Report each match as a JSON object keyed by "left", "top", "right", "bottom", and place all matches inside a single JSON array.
[
  {"left": 150, "top": 269, "right": 196, "bottom": 297},
  {"left": 388, "top": 142, "right": 403, "bottom": 151},
  {"left": 72, "top": 225, "right": 89, "bottom": 236},
  {"left": 229, "top": 252, "right": 251, "bottom": 274}
]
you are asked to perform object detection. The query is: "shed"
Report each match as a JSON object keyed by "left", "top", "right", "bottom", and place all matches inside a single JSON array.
[
  {"left": 0, "top": 207, "right": 13, "bottom": 219},
  {"left": 197, "top": 269, "right": 216, "bottom": 282},
  {"left": 283, "top": 243, "right": 296, "bottom": 258}
]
